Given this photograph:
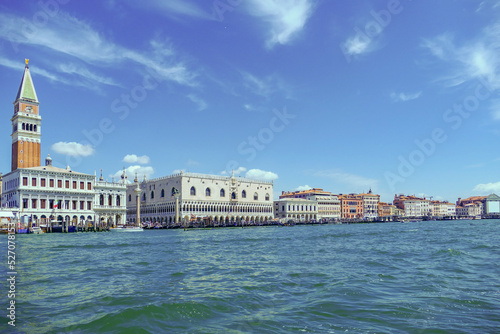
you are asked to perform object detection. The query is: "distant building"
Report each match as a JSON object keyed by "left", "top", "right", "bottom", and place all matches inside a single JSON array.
[
  {"left": 456, "top": 195, "right": 500, "bottom": 218},
  {"left": 456, "top": 203, "right": 482, "bottom": 218},
  {"left": 358, "top": 190, "right": 380, "bottom": 220},
  {"left": 378, "top": 202, "right": 401, "bottom": 218},
  {"left": 393, "top": 194, "right": 430, "bottom": 218},
  {"left": 93, "top": 170, "right": 127, "bottom": 226},
  {"left": 456, "top": 196, "right": 486, "bottom": 217},
  {"left": 126, "top": 171, "right": 274, "bottom": 225},
  {"left": 430, "top": 201, "right": 456, "bottom": 218},
  {"left": 274, "top": 198, "right": 317, "bottom": 221},
  {"left": 279, "top": 188, "right": 340, "bottom": 220},
  {"left": 484, "top": 194, "right": 500, "bottom": 218},
  {"left": 339, "top": 194, "right": 363, "bottom": 219}
]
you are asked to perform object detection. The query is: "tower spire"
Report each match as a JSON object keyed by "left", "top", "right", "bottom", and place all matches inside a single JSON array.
[{"left": 15, "top": 59, "right": 38, "bottom": 103}]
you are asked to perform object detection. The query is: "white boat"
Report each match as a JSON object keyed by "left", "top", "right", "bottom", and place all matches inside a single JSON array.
[
  {"left": 110, "top": 225, "right": 143, "bottom": 232},
  {"left": 31, "top": 226, "right": 44, "bottom": 234}
]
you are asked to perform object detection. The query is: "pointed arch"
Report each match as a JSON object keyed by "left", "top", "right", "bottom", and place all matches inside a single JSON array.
[{"left": 190, "top": 186, "right": 196, "bottom": 196}]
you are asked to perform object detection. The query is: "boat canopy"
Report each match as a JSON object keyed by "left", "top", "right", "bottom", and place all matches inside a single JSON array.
[{"left": 0, "top": 211, "right": 15, "bottom": 218}]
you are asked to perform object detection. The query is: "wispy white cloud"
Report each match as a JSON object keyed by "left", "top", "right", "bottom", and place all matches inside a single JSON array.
[
  {"left": 295, "top": 185, "right": 312, "bottom": 191},
  {"left": 58, "top": 62, "right": 120, "bottom": 87},
  {"left": 245, "top": 168, "right": 278, "bottom": 181},
  {"left": 187, "top": 94, "right": 208, "bottom": 111},
  {"left": 187, "top": 159, "right": 199, "bottom": 166},
  {"left": 241, "top": 72, "right": 291, "bottom": 98},
  {"left": 422, "top": 22, "right": 500, "bottom": 120},
  {"left": 422, "top": 23, "right": 500, "bottom": 92},
  {"left": 0, "top": 11, "right": 198, "bottom": 88},
  {"left": 314, "top": 169, "right": 378, "bottom": 191},
  {"left": 172, "top": 169, "right": 186, "bottom": 174},
  {"left": 473, "top": 181, "right": 500, "bottom": 194},
  {"left": 342, "top": 32, "right": 377, "bottom": 58},
  {"left": 465, "top": 163, "right": 484, "bottom": 169},
  {"left": 390, "top": 91, "right": 422, "bottom": 102},
  {"left": 129, "top": 0, "right": 212, "bottom": 20},
  {"left": 51, "top": 142, "right": 94, "bottom": 157},
  {"left": 246, "top": 0, "right": 314, "bottom": 48},
  {"left": 123, "top": 154, "right": 150, "bottom": 164},
  {"left": 112, "top": 165, "right": 155, "bottom": 182},
  {"left": 221, "top": 167, "right": 247, "bottom": 176}
]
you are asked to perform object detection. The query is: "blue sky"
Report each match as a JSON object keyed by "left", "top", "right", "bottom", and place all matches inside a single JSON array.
[{"left": 1, "top": 0, "right": 499, "bottom": 203}]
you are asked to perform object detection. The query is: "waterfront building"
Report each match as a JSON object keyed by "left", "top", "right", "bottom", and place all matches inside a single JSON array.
[
  {"left": 358, "top": 190, "right": 380, "bottom": 220},
  {"left": 430, "top": 201, "right": 456, "bottom": 218},
  {"left": 306, "top": 194, "right": 340, "bottom": 220},
  {"left": 393, "top": 194, "right": 430, "bottom": 218},
  {"left": 484, "top": 194, "right": 500, "bottom": 218},
  {"left": 125, "top": 171, "right": 274, "bottom": 225},
  {"left": 339, "top": 194, "right": 363, "bottom": 219},
  {"left": 456, "top": 203, "right": 482, "bottom": 218},
  {"left": 378, "top": 202, "right": 400, "bottom": 218},
  {"left": 1, "top": 156, "right": 95, "bottom": 225},
  {"left": 456, "top": 196, "right": 485, "bottom": 215},
  {"left": 279, "top": 188, "right": 340, "bottom": 220},
  {"left": 93, "top": 170, "right": 127, "bottom": 226},
  {"left": 273, "top": 198, "right": 318, "bottom": 221}
]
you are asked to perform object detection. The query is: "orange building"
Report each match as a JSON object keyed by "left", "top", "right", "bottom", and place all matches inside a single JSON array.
[
  {"left": 11, "top": 59, "right": 41, "bottom": 171},
  {"left": 338, "top": 194, "right": 363, "bottom": 219}
]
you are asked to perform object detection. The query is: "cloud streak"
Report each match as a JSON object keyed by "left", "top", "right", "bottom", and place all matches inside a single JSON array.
[
  {"left": 0, "top": 11, "right": 198, "bottom": 89},
  {"left": 390, "top": 91, "right": 422, "bottom": 102},
  {"left": 246, "top": 0, "right": 314, "bottom": 48}
]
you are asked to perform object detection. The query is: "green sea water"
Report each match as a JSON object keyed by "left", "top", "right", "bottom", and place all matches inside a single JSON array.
[{"left": 1, "top": 220, "right": 499, "bottom": 333}]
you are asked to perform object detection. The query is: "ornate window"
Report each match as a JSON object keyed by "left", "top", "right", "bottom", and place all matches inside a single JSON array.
[
  {"left": 128, "top": 194, "right": 131, "bottom": 202},
  {"left": 190, "top": 186, "right": 196, "bottom": 196},
  {"left": 99, "top": 194, "right": 104, "bottom": 206},
  {"left": 254, "top": 193, "right": 258, "bottom": 200},
  {"left": 220, "top": 189, "right": 225, "bottom": 197},
  {"left": 231, "top": 192, "right": 236, "bottom": 200},
  {"left": 108, "top": 195, "right": 112, "bottom": 206},
  {"left": 161, "top": 189, "right": 165, "bottom": 198},
  {"left": 265, "top": 193, "right": 270, "bottom": 201},
  {"left": 142, "top": 193, "right": 146, "bottom": 201},
  {"left": 206, "top": 188, "right": 211, "bottom": 197},
  {"left": 151, "top": 191, "right": 154, "bottom": 199},
  {"left": 242, "top": 190, "right": 246, "bottom": 198}
]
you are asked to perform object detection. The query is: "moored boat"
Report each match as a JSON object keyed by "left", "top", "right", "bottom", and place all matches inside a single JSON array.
[{"left": 110, "top": 224, "right": 143, "bottom": 232}]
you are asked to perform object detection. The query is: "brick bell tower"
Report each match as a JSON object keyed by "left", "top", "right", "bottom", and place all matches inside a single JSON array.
[{"left": 11, "top": 59, "right": 42, "bottom": 171}]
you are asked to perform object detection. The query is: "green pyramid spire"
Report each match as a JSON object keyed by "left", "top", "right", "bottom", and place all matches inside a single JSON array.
[{"left": 15, "top": 59, "right": 39, "bottom": 103}]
